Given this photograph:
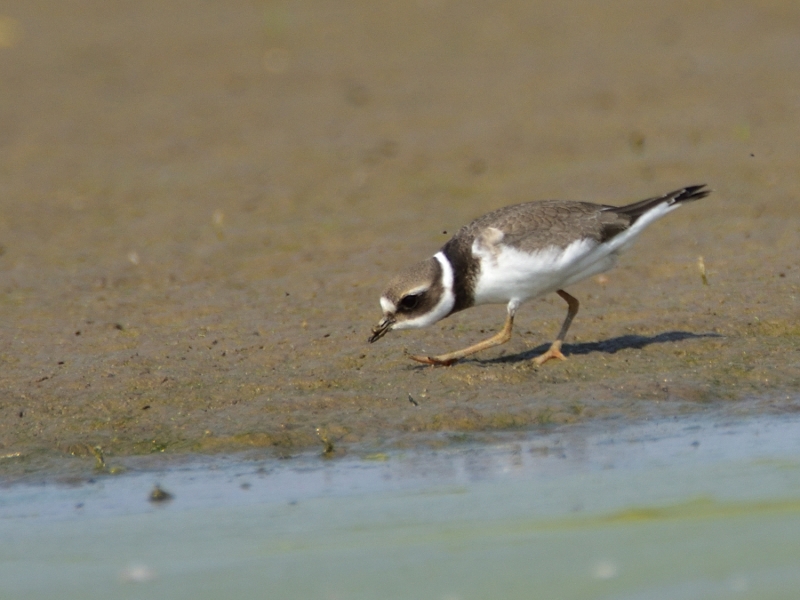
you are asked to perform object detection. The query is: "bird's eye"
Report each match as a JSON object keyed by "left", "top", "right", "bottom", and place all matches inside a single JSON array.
[{"left": 399, "top": 294, "right": 420, "bottom": 311}]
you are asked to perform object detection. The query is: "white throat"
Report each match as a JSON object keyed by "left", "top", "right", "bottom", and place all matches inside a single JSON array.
[{"left": 392, "top": 251, "right": 456, "bottom": 330}]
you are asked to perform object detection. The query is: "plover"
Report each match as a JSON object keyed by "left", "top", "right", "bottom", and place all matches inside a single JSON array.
[{"left": 369, "top": 184, "right": 710, "bottom": 366}]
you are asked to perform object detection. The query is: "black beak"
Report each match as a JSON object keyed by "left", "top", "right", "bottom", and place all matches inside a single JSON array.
[{"left": 368, "top": 316, "right": 394, "bottom": 343}]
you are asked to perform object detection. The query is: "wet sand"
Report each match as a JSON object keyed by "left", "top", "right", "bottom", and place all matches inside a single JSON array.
[{"left": 1, "top": 0, "right": 799, "bottom": 469}]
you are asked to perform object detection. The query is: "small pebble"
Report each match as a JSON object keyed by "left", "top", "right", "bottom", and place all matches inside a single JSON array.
[{"left": 149, "top": 485, "right": 173, "bottom": 503}]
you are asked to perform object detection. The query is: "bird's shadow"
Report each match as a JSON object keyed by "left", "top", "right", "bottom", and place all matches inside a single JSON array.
[{"left": 478, "top": 330, "right": 722, "bottom": 365}]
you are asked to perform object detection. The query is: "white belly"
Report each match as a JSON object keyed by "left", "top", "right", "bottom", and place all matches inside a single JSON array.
[{"left": 472, "top": 238, "right": 615, "bottom": 305}]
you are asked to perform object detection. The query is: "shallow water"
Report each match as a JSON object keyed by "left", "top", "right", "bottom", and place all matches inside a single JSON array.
[{"left": 3, "top": 412, "right": 800, "bottom": 599}]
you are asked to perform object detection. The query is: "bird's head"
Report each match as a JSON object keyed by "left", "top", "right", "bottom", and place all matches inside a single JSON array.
[{"left": 369, "top": 255, "right": 455, "bottom": 343}]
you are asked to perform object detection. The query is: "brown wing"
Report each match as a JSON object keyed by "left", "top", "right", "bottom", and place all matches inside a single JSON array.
[
  {"left": 455, "top": 185, "right": 709, "bottom": 253},
  {"left": 456, "top": 200, "right": 632, "bottom": 253}
]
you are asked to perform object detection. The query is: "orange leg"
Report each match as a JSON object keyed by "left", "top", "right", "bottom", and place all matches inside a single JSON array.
[
  {"left": 533, "top": 290, "right": 579, "bottom": 366},
  {"left": 409, "top": 313, "right": 515, "bottom": 366}
]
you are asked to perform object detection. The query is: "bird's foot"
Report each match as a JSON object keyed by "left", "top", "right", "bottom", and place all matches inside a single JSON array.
[
  {"left": 532, "top": 341, "right": 567, "bottom": 366},
  {"left": 407, "top": 352, "right": 459, "bottom": 366}
]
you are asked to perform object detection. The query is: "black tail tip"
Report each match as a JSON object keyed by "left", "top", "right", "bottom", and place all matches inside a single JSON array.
[{"left": 675, "top": 184, "right": 711, "bottom": 203}]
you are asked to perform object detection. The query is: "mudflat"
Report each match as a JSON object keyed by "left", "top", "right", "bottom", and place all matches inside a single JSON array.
[{"left": 1, "top": 0, "right": 799, "bottom": 469}]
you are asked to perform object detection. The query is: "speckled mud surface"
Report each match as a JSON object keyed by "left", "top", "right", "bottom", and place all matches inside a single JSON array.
[{"left": 1, "top": 0, "right": 799, "bottom": 473}]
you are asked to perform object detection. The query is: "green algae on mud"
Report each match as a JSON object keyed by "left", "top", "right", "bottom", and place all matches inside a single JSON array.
[{"left": 1, "top": 0, "right": 800, "bottom": 467}]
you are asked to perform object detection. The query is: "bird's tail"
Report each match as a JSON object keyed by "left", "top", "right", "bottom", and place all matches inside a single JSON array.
[{"left": 609, "top": 184, "right": 710, "bottom": 221}]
